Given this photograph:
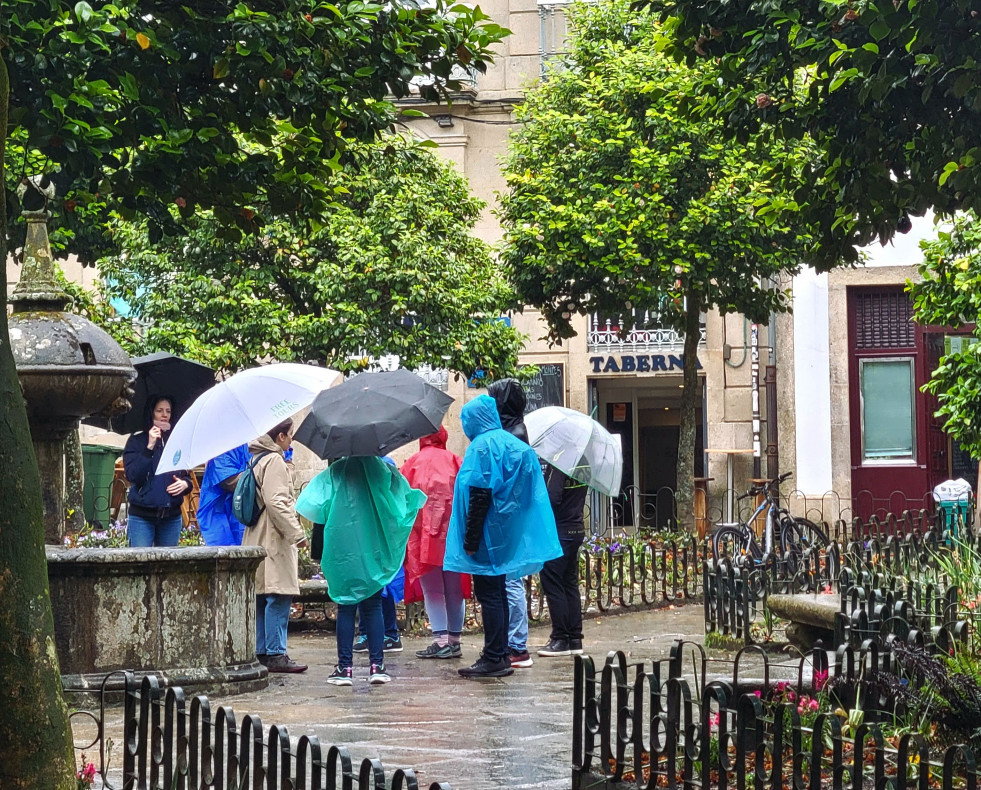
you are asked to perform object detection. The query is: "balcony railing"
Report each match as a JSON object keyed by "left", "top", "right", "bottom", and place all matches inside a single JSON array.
[{"left": 587, "top": 312, "right": 707, "bottom": 353}]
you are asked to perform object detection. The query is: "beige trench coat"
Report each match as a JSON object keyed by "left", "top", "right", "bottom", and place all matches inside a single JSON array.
[{"left": 242, "top": 434, "right": 305, "bottom": 596}]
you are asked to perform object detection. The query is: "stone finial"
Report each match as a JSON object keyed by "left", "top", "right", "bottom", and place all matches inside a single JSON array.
[{"left": 10, "top": 176, "right": 71, "bottom": 312}]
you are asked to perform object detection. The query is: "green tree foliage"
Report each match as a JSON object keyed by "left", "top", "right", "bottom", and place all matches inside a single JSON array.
[
  {"left": 910, "top": 214, "right": 981, "bottom": 457},
  {"left": 6, "top": 0, "right": 507, "bottom": 256},
  {"left": 96, "top": 137, "right": 523, "bottom": 376},
  {"left": 1, "top": 2, "right": 505, "bottom": 786},
  {"left": 498, "top": 0, "right": 815, "bottom": 522},
  {"left": 647, "top": 0, "right": 981, "bottom": 267}
]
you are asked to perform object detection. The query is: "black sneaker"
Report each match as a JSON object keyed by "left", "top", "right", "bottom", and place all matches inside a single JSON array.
[
  {"left": 383, "top": 636, "right": 403, "bottom": 653},
  {"left": 256, "top": 653, "right": 268, "bottom": 666},
  {"left": 369, "top": 663, "right": 391, "bottom": 684},
  {"left": 416, "top": 642, "right": 463, "bottom": 659},
  {"left": 266, "top": 654, "right": 308, "bottom": 673},
  {"left": 352, "top": 634, "right": 369, "bottom": 653},
  {"left": 569, "top": 639, "right": 584, "bottom": 655},
  {"left": 327, "top": 666, "right": 353, "bottom": 686},
  {"left": 538, "top": 638, "right": 572, "bottom": 657},
  {"left": 458, "top": 655, "right": 514, "bottom": 678}
]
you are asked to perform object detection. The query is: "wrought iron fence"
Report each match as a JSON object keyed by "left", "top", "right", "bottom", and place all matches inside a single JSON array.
[
  {"left": 572, "top": 640, "right": 980, "bottom": 790},
  {"left": 67, "top": 671, "right": 453, "bottom": 790},
  {"left": 704, "top": 511, "right": 980, "bottom": 646}
]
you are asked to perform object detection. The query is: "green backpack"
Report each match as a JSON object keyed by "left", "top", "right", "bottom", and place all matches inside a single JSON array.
[{"left": 232, "top": 451, "right": 271, "bottom": 527}]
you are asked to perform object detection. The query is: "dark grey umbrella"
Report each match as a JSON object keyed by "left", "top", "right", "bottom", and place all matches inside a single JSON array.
[
  {"left": 294, "top": 369, "right": 454, "bottom": 460},
  {"left": 86, "top": 352, "right": 216, "bottom": 434}
]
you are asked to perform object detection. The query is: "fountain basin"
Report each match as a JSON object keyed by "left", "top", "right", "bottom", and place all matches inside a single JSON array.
[{"left": 47, "top": 545, "right": 269, "bottom": 696}]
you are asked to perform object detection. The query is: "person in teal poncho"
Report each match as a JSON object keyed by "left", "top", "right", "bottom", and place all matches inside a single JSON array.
[
  {"left": 443, "top": 394, "right": 561, "bottom": 679},
  {"left": 295, "top": 456, "right": 426, "bottom": 686}
]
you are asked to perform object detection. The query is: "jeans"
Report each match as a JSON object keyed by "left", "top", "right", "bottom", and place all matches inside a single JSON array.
[
  {"left": 256, "top": 594, "right": 293, "bottom": 655},
  {"left": 128, "top": 514, "right": 183, "bottom": 547},
  {"left": 357, "top": 593, "right": 399, "bottom": 640},
  {"left": 338, "top": 589, "right": 384, "bottom": 667},
  {"left": 540, "top": 536, "right": 585, "bottom": 642},
  {"left": 419, "top": 569, "right": 466, "bottom": 634},
  {"left": 506, "top": 577, "right": 529, "bottom": 652},
  {"left": 474, "top": 574, "right": 508, "bottom": 663}
]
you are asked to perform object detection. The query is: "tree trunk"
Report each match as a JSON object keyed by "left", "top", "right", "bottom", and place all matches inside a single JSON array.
[
  {"left": 675, "top": 298, "right": 701, "bottom": 532},
  {"left": 0, "top": 59, "right": 77, "bottom": 790},
  {"left": 65, "top": 428, "right": 85, "bottom": 533}
]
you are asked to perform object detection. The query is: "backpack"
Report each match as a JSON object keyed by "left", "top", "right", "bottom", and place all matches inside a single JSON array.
[{"left": 232, "top": 451, "right": 272, "bottom": 527}]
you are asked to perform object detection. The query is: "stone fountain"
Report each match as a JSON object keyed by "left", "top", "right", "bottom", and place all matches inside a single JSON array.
[{"left": 8, "top": 179, "right": 267, "bottom": 695}]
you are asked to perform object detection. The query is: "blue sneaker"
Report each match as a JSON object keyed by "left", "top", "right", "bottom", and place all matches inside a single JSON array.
[{"left": 353, "top": 634, "right": 369, "bottom": 653}]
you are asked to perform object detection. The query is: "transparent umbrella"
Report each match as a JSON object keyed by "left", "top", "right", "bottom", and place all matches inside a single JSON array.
[
  {"left": 155, "top": 363, "right": 340, "bottom": 473},
  {"left": 525, "top": 406, "right": 623, "bottom": 496}
]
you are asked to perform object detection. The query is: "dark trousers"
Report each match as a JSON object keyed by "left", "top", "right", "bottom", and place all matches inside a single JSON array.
[
  {"left": 540, "top": 536, "right": 584, "bottom": 641},
  {"left": 357, "top": 593, "right": 399, "bottom": 640},
  {"left": 473, "top": 573, "right": 508, "bottom": 662},
  {"left": 337, "top": 589, "right": 384, "bottom": 667}
]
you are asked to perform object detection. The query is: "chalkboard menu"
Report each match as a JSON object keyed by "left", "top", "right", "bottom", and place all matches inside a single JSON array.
[{"left": 523, "top": 363, "right": 565, "bottom": 414}]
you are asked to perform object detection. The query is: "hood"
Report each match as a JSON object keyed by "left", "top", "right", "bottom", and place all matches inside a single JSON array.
[
  {"left": 461, "top": 395, "right": 502, "bottom": 441},
  {"left": 143, "top": 394, "right": 175, "bottom": 431},
  {"left": 248, "top": 433, "right": 285, "bottom": 456},
  {"left": 487, "top": 378, "right": 526, "bottom": 428},
  {"left": 419, "top": 425, "right": 448, "bottom": 451}
]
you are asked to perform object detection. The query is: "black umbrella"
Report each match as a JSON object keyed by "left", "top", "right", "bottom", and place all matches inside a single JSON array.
[
  {"left": 294, "top": 369, "right": 454, "bottom": 460},
  {"left": 88, "top": 352, "right": 217, "bottom": 434}
]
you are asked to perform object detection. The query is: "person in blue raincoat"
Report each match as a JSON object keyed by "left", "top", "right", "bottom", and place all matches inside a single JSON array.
[
  {"left": 196, "top": 444, "right": 251, "bottom": 545},
  {"left": 296, "top": 456, "right": 426, "bottom": 686},
  {"left": 444, "top": 394, "right": 561, "bottom": 679}
]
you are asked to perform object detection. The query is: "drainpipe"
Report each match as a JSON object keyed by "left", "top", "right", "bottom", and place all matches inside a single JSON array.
[{"left": 751, "top": 322, "right": 762, "bottom": 478}]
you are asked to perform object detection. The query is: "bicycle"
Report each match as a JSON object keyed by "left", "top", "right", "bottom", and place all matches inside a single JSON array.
[{"left": 711, "top": 472, "right": 830, "bottom": 578}]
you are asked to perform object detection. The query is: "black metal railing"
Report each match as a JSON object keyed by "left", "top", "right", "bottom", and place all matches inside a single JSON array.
[
  {"left": 67, "top": 671, "right": 453, "bottom": 789},
  {"left": 572, "top": 640, "right": 980, "bottom": 790}
]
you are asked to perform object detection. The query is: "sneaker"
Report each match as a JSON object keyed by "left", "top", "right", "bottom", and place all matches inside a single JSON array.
[
  {"left": 265, "top": 654, "right": 308, "bottom": 673},
  {"left": 569, "top": 639, "right": 584, "bottom": 655},
  {"left": 538, "top": 638, "right": 572, "bottom": 657},
  {"left": 369, "top": 663, "right": 391, "bottom": 684},
  {"left": 256, "top": 653, "right": 269, "bottom": 666},
  {"left": 383, "top": 636, "right": 404, "bottom": 653},
  {"left": 416, "top": 642, "right": 463, "bottom": 659},
  {"left": 352, "top": 634, "right": 369, "bottom": 653},
  {"left": 509, "top": 649, "right": 534, "bottom": 668},
  {"left": 459, "top": 655, "right": 514, "bottom": 678},
  {"left": 327, "top": 665, "right": 353, "bottom": 686}
]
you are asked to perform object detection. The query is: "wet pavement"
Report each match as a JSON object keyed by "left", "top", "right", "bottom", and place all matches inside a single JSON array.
[{"left": 93, "top": 604, "right": 817, "bottom": 789}]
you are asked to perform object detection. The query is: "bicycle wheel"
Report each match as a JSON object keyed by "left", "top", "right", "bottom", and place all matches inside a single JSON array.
[
  {"left": 712, "top": 526, "right": 751, "bottom": 563},
  {"left": 780, "top": 517, "right": 829, "bottom": 556}
]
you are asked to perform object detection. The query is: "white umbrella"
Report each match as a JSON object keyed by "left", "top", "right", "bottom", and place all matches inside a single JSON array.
[
  {"left": 155, "top": 363, "right": 341, "bottom": 473},
  {"left": 525, "top": 406, "right": 623, "bottom": 497}
]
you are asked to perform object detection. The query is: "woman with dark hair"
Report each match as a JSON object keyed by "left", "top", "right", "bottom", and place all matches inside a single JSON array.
[
  {"left": 122, "top": 395, "right": 192, "bottom": 547},
  {"left": 243, "top": 418, "right": 309, "bottom": 673}
]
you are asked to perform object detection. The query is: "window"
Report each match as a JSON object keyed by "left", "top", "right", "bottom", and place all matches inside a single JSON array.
[{"left": 860, "top": 358, "right": 916, "bottom": 462}]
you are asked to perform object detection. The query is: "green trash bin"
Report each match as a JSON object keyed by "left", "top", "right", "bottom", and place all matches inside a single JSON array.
[{"left": 81, "top": 444, "right": 123, "bottom": 527}]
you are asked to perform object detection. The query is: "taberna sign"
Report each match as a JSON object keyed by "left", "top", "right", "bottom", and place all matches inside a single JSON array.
[{"left": 588, "top": 354, "right": 702, "bottom": 374}]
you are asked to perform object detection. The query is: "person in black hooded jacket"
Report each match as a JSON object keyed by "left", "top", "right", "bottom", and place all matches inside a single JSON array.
[
  {"left": 486, "top": 378, "right": 537, "bottom": 668},
  {"left": 122, "top": 395, "right": 192, "bottom": 547}
]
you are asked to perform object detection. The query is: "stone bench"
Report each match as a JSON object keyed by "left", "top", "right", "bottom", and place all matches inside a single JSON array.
[
  {"left": 298, "top": 579, "right": 332, "bottom": 603},
  {"left": 767, "top": 592, "right": 840, "bottom": 650}
]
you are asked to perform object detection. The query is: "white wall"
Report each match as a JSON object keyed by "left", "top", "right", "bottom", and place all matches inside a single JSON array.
[{"left": 792, "top": 268, "right": 833, "bottom": 493}]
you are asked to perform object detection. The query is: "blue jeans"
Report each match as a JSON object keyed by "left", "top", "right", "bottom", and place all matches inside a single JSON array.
[
  {"left": 475, "top": 574, "right": 508, "bottom": 663},
  {"left": 256, "top": 594, "right": 293, "bottom": 655},
  {"left": 128, "top": 514, "right": 183, "bottom": 547},
  {"left": 506, "top": 577, "right": 529, "bottom": 652},
  {"left": 358, "top": 593, "right": 399, "bottom": 640},
  {"left": 338, "top": 590, "right": 384, "bottom": 667}
]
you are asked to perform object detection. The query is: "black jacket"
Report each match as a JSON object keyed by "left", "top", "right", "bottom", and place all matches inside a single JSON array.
[
  {"left": 546, "top": 467, "right": 588, "bottom": 539},
  {"left": 122, "top": 396, "right": 191, "bottom": 517}
]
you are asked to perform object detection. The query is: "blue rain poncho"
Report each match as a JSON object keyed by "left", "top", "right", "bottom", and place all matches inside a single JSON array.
[
  {"left": 443, "top": 395, "right": 561, "bottom": 577},
  {"left": 196, "top": 443, "right": 251, "bottom": 546},
  {"left": 295, "top": 456, "right": 426, "bottom": 605}
]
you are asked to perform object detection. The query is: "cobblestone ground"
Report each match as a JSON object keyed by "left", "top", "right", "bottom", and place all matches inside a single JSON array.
[{"left": 92, "top": 604, "right": 809, "bottom": 790}]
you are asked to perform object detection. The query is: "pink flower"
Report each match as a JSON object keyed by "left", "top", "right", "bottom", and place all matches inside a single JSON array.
[
  {"left": 810, "top": 699, "right": 819, "bottom": 711},
  {"left": 709, "top": 712, "right": 720, "bottom": 729},
  {"left": 813, "top": 669, "right": 828, "bottom": 692},
  {"left": 787, "top": 691, "right": 796, "bottom": 702},
  {"left": 753, "top": 689, "right": 761, "bottom": 698}
]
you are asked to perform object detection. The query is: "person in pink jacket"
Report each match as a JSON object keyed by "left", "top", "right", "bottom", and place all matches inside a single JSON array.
[{"left": 401, "top": 426, "right": 470, "bottom": 659}]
